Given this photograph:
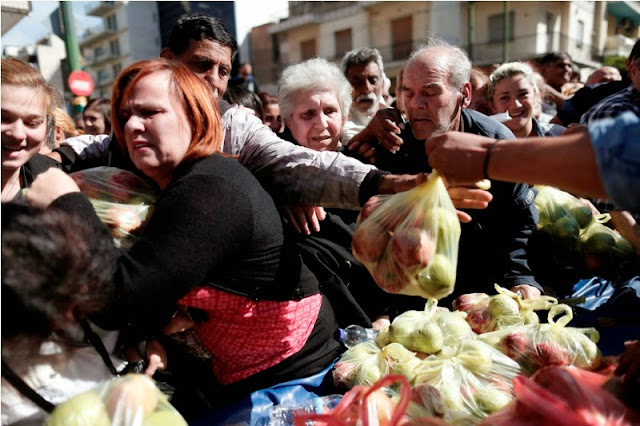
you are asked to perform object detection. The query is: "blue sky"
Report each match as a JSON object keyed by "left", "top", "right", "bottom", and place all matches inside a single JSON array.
[{"left": 2, "top": 1, "right": 102, "bottom": 49}]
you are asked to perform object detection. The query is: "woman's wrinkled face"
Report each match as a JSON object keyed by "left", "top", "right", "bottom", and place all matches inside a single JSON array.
[
  {"left": 286, "top": 89, "right": 344, "bottom": 152},
  {"left": 122, "top": 71, "right": 192, "bottom": 188},
  {"left": 491, "top": 74, "right": 537, "bottom": 138},
  {"left": 83, "top": 105, "right": 107, "bottom": 135},
  {"left": 1, "top": 85, "right": 47, "bottom": 172}
]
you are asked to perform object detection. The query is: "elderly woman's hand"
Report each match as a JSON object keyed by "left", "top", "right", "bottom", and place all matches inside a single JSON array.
[
  {"left": 282, "top": 205, "right": 327, "bottom": 235},
  {"left": 26, "top": 169, "right": 80, "bottom": 208},
  {"left": 378, "top": 173, "right": 492, "bottom": 223}
]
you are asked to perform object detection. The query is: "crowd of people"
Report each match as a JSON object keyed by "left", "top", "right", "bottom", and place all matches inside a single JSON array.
[{"left": 2, "top": 11, "right": 639, "bottom": 425}]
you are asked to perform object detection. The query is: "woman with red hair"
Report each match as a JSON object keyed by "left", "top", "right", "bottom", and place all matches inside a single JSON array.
[{"left": 25, "top": 59, "right": 342, "bottom": 410}]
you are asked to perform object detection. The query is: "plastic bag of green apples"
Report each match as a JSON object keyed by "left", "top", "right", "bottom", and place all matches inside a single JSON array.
[
  {"left": 352, "top": 172, "right": 461, "bottom": 299},
  {"left": 45, "top": 374, "right": 186, "bottom": 426},
  {"left": 534, "top": 185, "right": 634, "bottom": 278}
]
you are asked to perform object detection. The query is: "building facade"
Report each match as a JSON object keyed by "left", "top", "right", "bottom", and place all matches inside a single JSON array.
[
  {"left": 80, "top": 1, "right": 162, "bottom": 97},
  {"left": 264, "top": 1, "right": 640, "bottom": 89}
]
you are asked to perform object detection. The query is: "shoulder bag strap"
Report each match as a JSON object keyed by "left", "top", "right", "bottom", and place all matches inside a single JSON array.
[{"left": 1, "top": 359, "right": 56, "bottom": 413}]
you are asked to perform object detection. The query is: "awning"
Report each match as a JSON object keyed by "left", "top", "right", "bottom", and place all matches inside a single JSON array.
[{"left": 607, "top": 1, "right": 640, "bottom": 26}]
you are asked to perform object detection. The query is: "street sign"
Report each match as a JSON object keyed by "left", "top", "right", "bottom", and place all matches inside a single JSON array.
[{"left": 68, "top": 70, "right": 94, "bottom": 97}]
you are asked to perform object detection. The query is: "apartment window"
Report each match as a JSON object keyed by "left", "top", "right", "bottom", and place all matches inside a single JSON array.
[
  {"left": 97, "top": 68, "right": 107, "bottom": 83},
  {"left": 488, "top": 11, "right": 515, "bottom": 44},
  {"left": 301, "top": 39, "right": 316, "bottom": 60},
  {"left": 112, "top": 63, "right": 122, "bottom": 77},
  {"left": 95, "top": 46, "right": 104, "bottom": 58},
  {"left": 576, "top": 20, "right": 584, "bottom": 49},
  {"left": 391, "top": 16, "right": 412, "bottom": 61},
  {"left": 334, "top": 29, "right": 352, "bottom": 58},
  {"left": 109, "top": 39, "right": 120, "bottom": 56},
  {"left": 106, "top": 14, "right": 117, "bottom": 31},
  {"left": 271, "top": 34, "right": 281, "bottom": 62}
]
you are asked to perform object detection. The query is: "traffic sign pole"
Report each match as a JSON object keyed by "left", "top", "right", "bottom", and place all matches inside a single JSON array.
[{"left": 60, "top": 1, "right": 86, "bottom": 115}]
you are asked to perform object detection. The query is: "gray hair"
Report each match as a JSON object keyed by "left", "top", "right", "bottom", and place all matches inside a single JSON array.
[
  {"left": 340, "top": 47, "right": 386, "bottom": 80},
  {"left": 407, "top": 37, "right": 471, "bottom": 91},
  {"left": 278, "top": 58, "right": 352, "bottom": 122},
  {"left": 487, "top": 62, "right": 540, "bottom": 102}
]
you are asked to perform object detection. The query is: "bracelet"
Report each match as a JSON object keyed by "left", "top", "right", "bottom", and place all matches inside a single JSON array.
[{"left": 482, "top": 138, "right": 500, "bottom": 179}]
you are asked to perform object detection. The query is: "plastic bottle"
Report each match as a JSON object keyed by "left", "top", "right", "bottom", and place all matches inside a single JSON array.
[
  {"left": 266, "top": 394, "right": 343, "bottom": 426},
  {"left": 334, "top": 325, "right": 379, "bottom": 349}
]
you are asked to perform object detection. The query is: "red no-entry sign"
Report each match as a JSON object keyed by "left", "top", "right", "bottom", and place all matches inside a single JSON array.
[{"left": 68, "top": 70, "right": 94, "bottom": 96}]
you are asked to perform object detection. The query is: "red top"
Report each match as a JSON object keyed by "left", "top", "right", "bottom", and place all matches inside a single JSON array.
[{"left": 178, "top": 287, "right": 322, "bottom": 385}]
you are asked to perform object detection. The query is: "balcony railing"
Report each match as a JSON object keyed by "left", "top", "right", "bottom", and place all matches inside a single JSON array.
[
  {"left": 604, "top": 34, "right": 637, "bottom": 58},
  {"left": 85, "top": 1, "right": 118, "bottom": 17}
]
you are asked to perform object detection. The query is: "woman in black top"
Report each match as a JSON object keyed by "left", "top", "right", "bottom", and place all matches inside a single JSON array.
[{"left": 25, "top": 59, "right": 341, "bottom": 406}]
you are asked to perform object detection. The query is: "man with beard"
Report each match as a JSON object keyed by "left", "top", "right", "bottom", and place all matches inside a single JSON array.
[
  {"left": 340, "top": 48, "right": 390, "bottom": 147},
  {"left": 352, "top": 38, "right": 542, "bottom": 306}
]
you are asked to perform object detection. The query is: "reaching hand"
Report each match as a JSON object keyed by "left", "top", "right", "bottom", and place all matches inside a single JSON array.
[
  {"left": 282, "top": 205, "right": 327, "bottom": 235},
  {"left": 509, "top": 284, "right": 541, "bottom": 299},
  {"left": 348, "top": 108, "right": 406, "bottom": 163},
  {"left": 615, "top": 340, "right": 640, "bottom": 384},
  {"left": 378, "top": 173, "right": 492, "bottom": 223}
]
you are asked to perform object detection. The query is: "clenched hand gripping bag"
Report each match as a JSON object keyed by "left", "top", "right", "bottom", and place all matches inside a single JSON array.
[
  {"left": 46, "top": 374, "right": 187, "bottom": 426},
  {"left": 70, "top": 167, "right": 157, "bottom": 247},
  {"left": 453, "top": 284, "right": 558, "bottom": 334},
  {"left": 479, "top": 304, "right": 602, "bottom": 376},
  {"left": 352, "top": 172, "right": 461, "bottom": 299}
]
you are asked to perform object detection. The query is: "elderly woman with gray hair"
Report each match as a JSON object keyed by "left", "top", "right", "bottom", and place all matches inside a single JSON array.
[
  {"left": 488, "top": 62, "right": 565, "bottom": 138},
  {"left": 278, "top": 58, "right": 353, "bottom": 152},
  {"left": 277, "top": 58, "right": 393, "bottom": 328}
]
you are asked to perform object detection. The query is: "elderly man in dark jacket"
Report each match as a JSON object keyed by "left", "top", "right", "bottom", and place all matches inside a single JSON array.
[{"left": 350, "top": 38, "right": 541, "bottom": 310}]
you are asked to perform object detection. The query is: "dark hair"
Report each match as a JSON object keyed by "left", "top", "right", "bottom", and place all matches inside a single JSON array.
[
  {"left": 258, "top": 92, "right": 278, "bottom": 106},
  {"left": 539, "top": 51, "right": 572, "bottom": 66},
  {"left": 629, "top": 38, "right": 640, "bottom": 63},
  {"left": 84, "top": 97, "right": 112, "bottom": 134},
  {"left": 224, "top": 85, "right": 264, "bottom": 119},
  {"left": 168, "top": 13, "right": 238, "bottom": 61},
  {"left": 2, "top": 203, "right": 116, "bottom": 354}
]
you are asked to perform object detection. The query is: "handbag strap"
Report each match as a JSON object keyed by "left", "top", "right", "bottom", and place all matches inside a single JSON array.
[
  {"left": 1, "top": 320, "right": 123, "bottom": 415},
  {"left": 79, "top": 318, "right": 120, "bottom": 376},
  {"left": 1, "top": 359, "right": 55, "bottom": 414}
]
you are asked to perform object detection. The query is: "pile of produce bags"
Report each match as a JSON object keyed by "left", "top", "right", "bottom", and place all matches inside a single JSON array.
[
  {"left": 333, "top": 300, "right": 521, "bottom": 424},
  {"left": 332, "top": 284, "right": 620, "bottom": 424}
]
